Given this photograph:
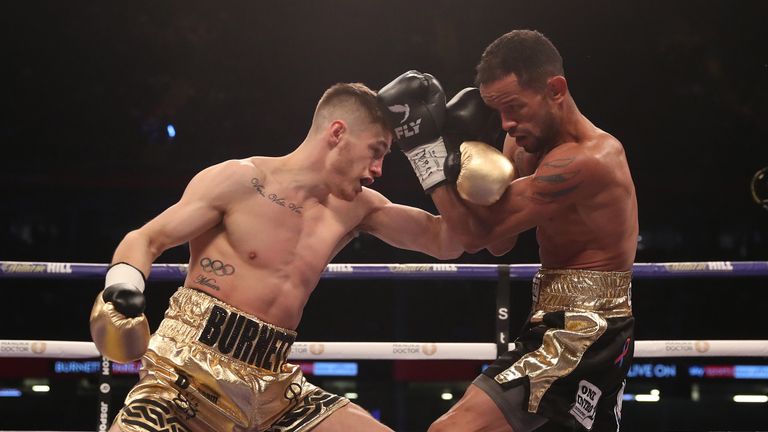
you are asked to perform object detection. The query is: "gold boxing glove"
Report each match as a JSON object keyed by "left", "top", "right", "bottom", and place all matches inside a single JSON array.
[
  {"left": 89, "top": 263, "right": 150, "bottom": 363},
  {"left": 453, "top": 140, "right": 515, "bottom": 206}
]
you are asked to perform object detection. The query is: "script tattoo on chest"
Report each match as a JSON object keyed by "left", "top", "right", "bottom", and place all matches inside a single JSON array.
[{"left": 250, "top": 177, "right": 303, "bottom": 214}]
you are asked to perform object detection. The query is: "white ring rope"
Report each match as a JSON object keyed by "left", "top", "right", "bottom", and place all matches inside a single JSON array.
[{"left": 2, "top": 339, "right": 766, "bottom": 360}]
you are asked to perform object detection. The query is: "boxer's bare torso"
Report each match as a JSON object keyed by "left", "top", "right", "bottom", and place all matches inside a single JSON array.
[
  {"left": 501, "top": 130, "right": 638, "bottom": 271},
  {"left": 114, "top": 154, "right": 462, "bottom": 330},
  {"left": 434, "top": 73, "right": 638, "bottom": 271},
  {"left": 184, "top": 157, "right": 380, "bottom": 329}
]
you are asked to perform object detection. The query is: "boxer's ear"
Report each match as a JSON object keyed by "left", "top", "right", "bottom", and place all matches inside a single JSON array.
[
  {"left": 329, "top": 120, "right": 346, "bottom": 148},
  {"left": 547, "top": 76, "right": 568, "bottom": 102}
]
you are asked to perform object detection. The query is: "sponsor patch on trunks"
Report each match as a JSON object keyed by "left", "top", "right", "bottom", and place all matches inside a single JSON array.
[{"left": 570, "top": 380, "right": 602, "bottom": 430}]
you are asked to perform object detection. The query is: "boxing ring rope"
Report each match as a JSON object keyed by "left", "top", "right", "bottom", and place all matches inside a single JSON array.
[
  {"left": 2, "top": 260, "right": 766, "bottom": 361},
  {"left": 2, "top": 260, "right": 766, "bottom": 430},
  {"left": 2, "top": 260, "right": 767, "bottom": 280},
  {"left": 2, "top": 339, "right": 768, "bottom": 360}
]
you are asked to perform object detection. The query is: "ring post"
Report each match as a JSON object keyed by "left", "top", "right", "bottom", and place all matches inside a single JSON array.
[{"left": 496, "top": 265, "right": 511, "bottom": 357}]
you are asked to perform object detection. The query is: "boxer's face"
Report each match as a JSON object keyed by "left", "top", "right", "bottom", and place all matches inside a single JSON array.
[
  {"left": 480, "top": 73, "right": 560, "bottom": 154},
  {"left": 328, "top": 122, "right": 391, "bottom": 201}
]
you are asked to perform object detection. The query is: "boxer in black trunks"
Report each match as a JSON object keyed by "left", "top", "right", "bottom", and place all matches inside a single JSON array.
[{"left": 378, "top": 30, "right": 638, "bottom": 431}]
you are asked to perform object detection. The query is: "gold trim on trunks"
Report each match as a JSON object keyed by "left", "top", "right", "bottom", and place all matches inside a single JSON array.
[
  {"left": 494, "top": 268, "right": 632, "bottom": 413},
  {"left": 155, "top": 287, "right": 297, "bottom": 373},
  {"left": 531, "top": 268, "right": 633, "bottom": 321}
]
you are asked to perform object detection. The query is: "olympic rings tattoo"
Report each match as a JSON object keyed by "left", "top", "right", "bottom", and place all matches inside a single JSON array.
[{"left": 199, "top": 257, "right": 235, "bottom": 276}]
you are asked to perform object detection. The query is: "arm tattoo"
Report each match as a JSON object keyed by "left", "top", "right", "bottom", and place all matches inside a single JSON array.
[
  {"left": 527, "top": 157, "right": 583, "bottom": 202},
  {"left": 541, "top": 157, "right": 575, "bottom": 168},
  {"left": 200, "top": 257, "right": 235, "bottom": 276},
  {"left": 251, "top": 177, "right": 303, "bottom": 214},
  {"left": 194, "top": 274, "right": 220, "bottom": 291},
  {"left": 533, "top": 182, "right": 582, "bottom": 200},
  {"left": 533, "top": 171, "right": 580, "bottom": 184}
]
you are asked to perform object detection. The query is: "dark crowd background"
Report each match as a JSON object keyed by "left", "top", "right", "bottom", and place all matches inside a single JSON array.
[{"left": 2, "top": 1, "right": 768, "bottom": 430}]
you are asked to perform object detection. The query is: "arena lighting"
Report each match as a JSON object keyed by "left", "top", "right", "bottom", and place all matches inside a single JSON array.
[
  {"left": 441, "top": 392, "right": 454, "bottom": 400},
  {"left": 344, "top": 392, "right": 358, "bottom": 400},
  {"left": 55, "top": 360, "right": 100, "bottom": 374},
  {"left": 650, "top": 389, "right": 660, "bottom": 396},
  {"left": 313, "top": 362, "right": 358, "bottom": 376},
  {"left": 689, "top": 364, "right": 768, "bottom": 379},
  {"left": 733, "top": 395, "right": 768, "bottom": 403},
  {"left": 166, "top": 124, "right": 176, "bottom": 138},
  {"left": 691, "top": 383, "right": 701, "bottom": 402},
  {"left": 0, "top": 388, "right": 22, "bottom": 397},
  {"left": 634, "top": 394, "right": 660, "bottom": 402},
  {"left": 31, "top": 385, "right": 50, "bottom": 393},
  {"left": 53, "top": 359, "right": 141, "bottom": 375}
]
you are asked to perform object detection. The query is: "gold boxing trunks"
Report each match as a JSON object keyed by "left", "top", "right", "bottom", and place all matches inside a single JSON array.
[
  {"left": 476, "top": 268, "right": 634, "bottom": 432},
  {"left": 113, "top": 287, "right": 348, "bottom": 432}
]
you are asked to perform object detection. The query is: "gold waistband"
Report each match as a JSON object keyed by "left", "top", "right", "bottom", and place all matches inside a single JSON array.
[
  {"left": 532, "top": 268, "right": 633, "bottom": 318},
  {"left": 155, "top": 287, "right": 297, "bottom": 373}
]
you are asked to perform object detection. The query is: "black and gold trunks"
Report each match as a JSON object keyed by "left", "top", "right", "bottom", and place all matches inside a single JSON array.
[{"left": 475, "top": 268, "right": 634, "bottom": 432}]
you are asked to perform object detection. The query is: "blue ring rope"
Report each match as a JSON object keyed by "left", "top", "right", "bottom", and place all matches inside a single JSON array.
[{"left": 0, "top": 261, "right": 764, "bottom": 281}]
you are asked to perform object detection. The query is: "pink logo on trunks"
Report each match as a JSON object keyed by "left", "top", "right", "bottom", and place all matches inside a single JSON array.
[{"left": 614, "top": 337, "right": 631, "bottom": 367}]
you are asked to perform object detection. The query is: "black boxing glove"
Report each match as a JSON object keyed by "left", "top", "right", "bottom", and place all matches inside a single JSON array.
[
  {"left": 378, "top": 70, "right": 448, "bottom": 191},
  {"left": 443, "top": 88, "right": 513, "bottom": 205},
  {"left": 443, "top": 87, "right": 502, "bottom": 157}
]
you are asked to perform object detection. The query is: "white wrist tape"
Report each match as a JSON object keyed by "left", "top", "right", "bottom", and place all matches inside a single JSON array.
[
  {"left": 403, "top": 137, "right": 448, "bottom": 190},
  {"left": 105, "top": 263, "right": 146, "bottom": 292}
]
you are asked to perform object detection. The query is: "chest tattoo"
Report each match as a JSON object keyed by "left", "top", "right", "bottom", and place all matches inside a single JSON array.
[{"left": 251, "top": 177, "right": 303, "bottom": 214}]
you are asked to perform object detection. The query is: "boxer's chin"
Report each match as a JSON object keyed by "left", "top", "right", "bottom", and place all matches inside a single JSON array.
[{"left": 331, "top": 183, "right": 357, "bottom": 202}]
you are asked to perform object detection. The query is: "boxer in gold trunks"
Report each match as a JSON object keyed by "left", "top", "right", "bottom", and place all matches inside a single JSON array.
[
  {"left": 378, "top": 30, "right": 638, "bottom": 431},
  {"left": 89, "top": 82, "right": 465, "bottom": 432}
]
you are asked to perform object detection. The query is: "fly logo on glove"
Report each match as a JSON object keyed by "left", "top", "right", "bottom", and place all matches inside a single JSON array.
[
  {"left": 379, "top": 71, "right": 511, "bottom": 204},
  {"left": 387, "top": 103, "right": 410, "bottom": 124},
  {"left": 394, "top": 118, "right": 422, "bottom": 139},
  {"left": 388, "top": 104, "right": 423, "bottom": 139},
  {"left": 378, "top": 70, "right": 448, "bottom": 191}
]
